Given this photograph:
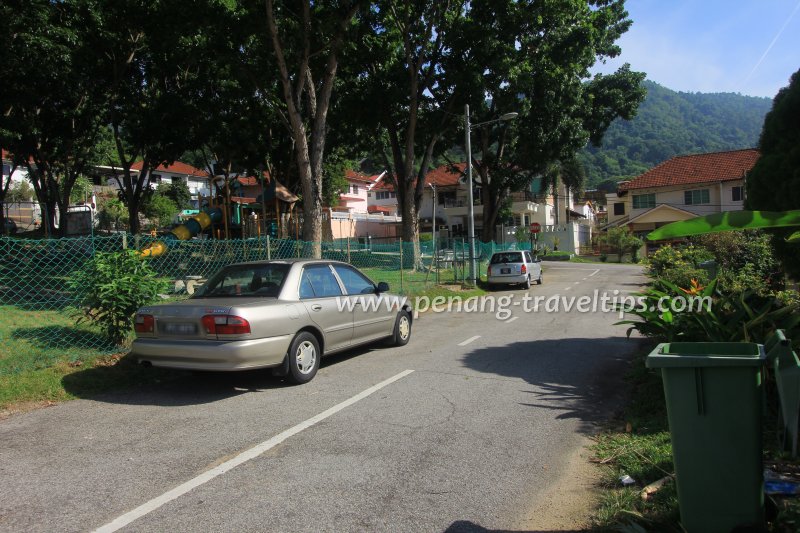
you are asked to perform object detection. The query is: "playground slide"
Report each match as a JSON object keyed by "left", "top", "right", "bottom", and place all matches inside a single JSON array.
[{"left": 138, "top": 207, "right": 223, "bottom": 258}]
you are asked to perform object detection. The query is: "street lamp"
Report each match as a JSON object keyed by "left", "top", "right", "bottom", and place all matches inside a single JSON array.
[{"left": 464, "top": 104, "right": 518, "bottom": 285}]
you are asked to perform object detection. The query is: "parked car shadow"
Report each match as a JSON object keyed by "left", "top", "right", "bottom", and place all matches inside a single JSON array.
[
  {"left": 61, "top": 343, "right": 383, "bottom": 407},
  {"left": 461, "top": 337, "right": 647, "bottom": 433},
  {"left": 444, "top": 520, "right": 585, "bottom": 533}
]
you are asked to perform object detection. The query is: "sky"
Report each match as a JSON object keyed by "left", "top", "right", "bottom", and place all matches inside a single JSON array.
[{"left": 594, "top": 0, "right": 800, "bottom": 98}]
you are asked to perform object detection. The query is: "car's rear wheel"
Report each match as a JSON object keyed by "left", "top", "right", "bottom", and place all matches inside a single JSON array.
[
  {"left": 523, "top": 275, "right": 531, "bottom": 290},
  {"left": 286, "top": 331, "right": 320, "bottom": 384},
  {"left": 537, "top": 271, "right": 543, "bottom": 285},
  {"left": 393, "top": 310, "right": 412, "bottom": 346}
]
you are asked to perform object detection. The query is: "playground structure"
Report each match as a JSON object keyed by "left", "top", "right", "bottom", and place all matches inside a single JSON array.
[{"left": 138, "top": 173, "right": 301, "bottom": 258}]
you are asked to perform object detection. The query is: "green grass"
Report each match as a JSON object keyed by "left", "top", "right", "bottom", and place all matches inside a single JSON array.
[
  {"left": 591, "top": 344, "right": 682, "bottom": 531},
  {"left": 0, "top": 305, "right": 184, "bottom": 410}
]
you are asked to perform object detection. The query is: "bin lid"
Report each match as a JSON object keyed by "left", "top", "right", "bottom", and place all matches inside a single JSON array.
[{"left": 646, "top": 342, "right": 766, "bottom": 368}]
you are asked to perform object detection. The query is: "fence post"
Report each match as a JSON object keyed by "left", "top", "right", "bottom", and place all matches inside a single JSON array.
[
  {"left": 266, "top": 235, "right": 271, "bottom": 260},
  {"left": 399, "top": 238, "right": 404, "bottom": 293},
  {"left": 347, "top": 235, "right": 351, "bottom": 263},
  {"left": 122, "top": 233, "right": 128, "bottom": 250}
]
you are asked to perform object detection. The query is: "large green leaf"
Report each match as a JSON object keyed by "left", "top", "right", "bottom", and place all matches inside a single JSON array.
[
  {"left": 788, "top": 231, "right": 800, "bottom": 243},
  {"left": 646, "top": 210, "right": 800, "bottom": 241}
]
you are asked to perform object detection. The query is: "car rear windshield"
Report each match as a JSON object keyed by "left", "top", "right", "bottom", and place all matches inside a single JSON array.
[
  {"left": 194, "top": 264, "right": 290, "bottom": 298},
  {"left": 490, "top": 252, "right": 523, "bottom": 264}
]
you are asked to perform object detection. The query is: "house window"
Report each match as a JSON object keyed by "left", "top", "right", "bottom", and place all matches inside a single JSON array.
[
  {"left": 684, "top": 189, "right": 710, "bottom": 205},
  {"left": 438, "top": 191, "right": 456, "bottom": 205},
  {"left": 632, "top": 193, "right": 656, "bottom": 209},
  {"left": 613, "top": 202, "right": 625, "bottom": 216},
  {"left": 351, "top": 184, "right": 359, "bottom": 194},
  {"left": 150, "top": 173, "right": 162, "bottom": 184},
  {"left": 2, "top": 164, "right": 9, "bottom": 177},
  {"left": 171, "top": 177, "right": 184, "bottom": 185},
  {"left": 732, "top": 186, "right": 743, "bottom": 202}
]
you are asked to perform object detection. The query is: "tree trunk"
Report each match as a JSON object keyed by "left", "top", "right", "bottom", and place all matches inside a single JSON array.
[{"left": 400, "top": 191, "right": 420, "bottom": 268}]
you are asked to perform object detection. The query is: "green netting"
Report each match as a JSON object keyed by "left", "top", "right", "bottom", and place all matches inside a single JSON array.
[{"left": 0, "top": 234, "right": 524, "bottom": 359}]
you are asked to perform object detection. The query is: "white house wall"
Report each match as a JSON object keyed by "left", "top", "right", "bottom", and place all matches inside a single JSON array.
[{"left": 627, "top": 179, "right": 743, "bottom": 220}]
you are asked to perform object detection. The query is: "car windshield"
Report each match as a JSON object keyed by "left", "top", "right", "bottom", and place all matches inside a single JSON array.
[
  {"left": 490, "top": 252, "right": 523, "bottom": 264},
  {"left": 193, "top": 264, "right": 290, "bottom": 298}
]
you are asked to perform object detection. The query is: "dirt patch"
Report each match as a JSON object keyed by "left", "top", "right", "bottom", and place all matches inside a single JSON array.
[
  {"left": 512, "top": 437, "right": 600, "bottom": 531},
  {"left": 0, "top": 400, "right": 58, "bottom": 421}
]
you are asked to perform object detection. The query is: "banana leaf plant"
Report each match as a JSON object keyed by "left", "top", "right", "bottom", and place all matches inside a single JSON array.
[{"left": 646, "top": 210, "right": 800, "bottom": 241}]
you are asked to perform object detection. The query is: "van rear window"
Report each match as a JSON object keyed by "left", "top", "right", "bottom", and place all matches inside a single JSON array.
[{"left": 490, "top": 252, "right": 523, "bottom": 264}]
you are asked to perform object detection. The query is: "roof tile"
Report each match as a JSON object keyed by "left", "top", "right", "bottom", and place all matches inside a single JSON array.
[{"left": 620, "top": 149, "right": 759, "bottom": 191}]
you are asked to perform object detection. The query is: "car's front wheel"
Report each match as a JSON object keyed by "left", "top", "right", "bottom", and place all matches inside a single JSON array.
[
  {"left": 286, "top": 331, "right": 321, "bottom": 384},
  {"left": 393, "top": 310, "right": 412, "bottom": 346}
]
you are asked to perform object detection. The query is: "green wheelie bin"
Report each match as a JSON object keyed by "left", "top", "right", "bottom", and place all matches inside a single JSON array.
[{"left": 646, "top": 342, "right": 766, "bottom": 532}]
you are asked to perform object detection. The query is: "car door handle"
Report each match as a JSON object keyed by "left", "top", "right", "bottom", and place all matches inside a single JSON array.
[{"left": 310, "top": 304, "right": 323, "bottom": 311}]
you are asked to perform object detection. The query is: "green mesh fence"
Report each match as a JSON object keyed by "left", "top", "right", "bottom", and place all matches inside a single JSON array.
[{"left": 0, "top": 234, "right": 530, "bottom": 362}]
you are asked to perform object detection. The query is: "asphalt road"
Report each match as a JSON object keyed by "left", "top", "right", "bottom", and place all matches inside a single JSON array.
[{"left": 0, "top": 261, "right": 647, "bottom": 533}]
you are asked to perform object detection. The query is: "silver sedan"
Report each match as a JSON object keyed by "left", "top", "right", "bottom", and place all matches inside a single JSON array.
[{"left": 131, "top": 259, "right": 413, "bottom": 384}]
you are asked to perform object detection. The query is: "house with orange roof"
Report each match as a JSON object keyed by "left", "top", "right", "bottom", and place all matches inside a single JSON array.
[
  {"left": 605, "top": 149, "right": 758, "bottom": 247},
  {"left": 104, "top": 161, "right": 212, "bottom": 208},
  {"left": 328, "top": 170, "right": 402, "bottom": 241},
  {"left": 423, "top": 163, "right": 586, "bottom": 247}
]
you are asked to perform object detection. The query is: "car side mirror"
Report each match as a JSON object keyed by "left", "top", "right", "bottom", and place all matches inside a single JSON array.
[{"left": 376, "top": 281, "right": 390, "bottom": 293}]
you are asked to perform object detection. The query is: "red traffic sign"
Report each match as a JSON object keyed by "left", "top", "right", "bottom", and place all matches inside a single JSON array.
[{"left": 529, "top": 222, "right": 541, "bottom": 234}]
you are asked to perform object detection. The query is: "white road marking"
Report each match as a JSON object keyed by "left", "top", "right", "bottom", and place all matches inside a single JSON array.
[
  {"left": 458, "top": 335, "right": 481, "bottom": 346},
  {"left": 564, "top": 286, "right": 572, "bottom": 291},
  {"left": 573, "top": 281, "right": 580, "bottom": 285},
  {"left": 92, "top": 369, "right": 415, "bottom": 533},
  {"left": 582, "top": 277, "right": 588, "bottom": 281},
  {"left": 588, "top": 269, "right": 600, "bottom": 277},
  {"left": 505, "top": 316, "right": 519, "bottom": 324}
]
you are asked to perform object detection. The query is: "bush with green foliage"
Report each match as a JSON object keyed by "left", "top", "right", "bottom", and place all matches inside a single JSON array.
[
  {"left": 647, "top": 244, "right": 713, "bottom": 289},
  {"left": 70, "top": 175, "right": 95, "bottom": 204},
  {"left": 692, "top": 231, "right": 781, "bottom": 294},
  {"left": 599, "top": 227, "right": 644, "bottom": 263},
  {"left": 618, "top": 278, "right": 800, "bottom": 349},
  {"left": 97, "top": 197, "right": 129, "bottom": 230},
  {"left": 157, "top": 182, "right": 192, "bottom": 210},
  {"left": 70, "top": 250, "right": 167, "bottom": 345},
  {"left": 7, "top": 180, "right": 34, "bottom": 203},
  {"left": 142, "top": 192, "right": 179, "bottom": 228}
]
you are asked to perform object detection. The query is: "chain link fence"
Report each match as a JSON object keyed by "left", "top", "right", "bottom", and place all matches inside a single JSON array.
[{"left": 1, "top": 234, "right": 531, "bottom": 359}]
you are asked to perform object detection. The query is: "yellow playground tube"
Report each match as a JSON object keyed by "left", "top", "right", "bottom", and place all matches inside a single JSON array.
[{"left": 138, "top": 207, "right": 223, "bottom": 258}]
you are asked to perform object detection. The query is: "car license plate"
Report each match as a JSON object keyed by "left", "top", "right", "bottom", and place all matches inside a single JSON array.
[
  {"left": 162, "top": 322, "right": 197, "bottom": 334},
  {"left": 501, "top": 268, "right": 511, "bottom": 274}
]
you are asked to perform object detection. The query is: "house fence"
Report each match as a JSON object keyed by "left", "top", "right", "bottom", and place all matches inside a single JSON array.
[{"left": 1, "top": 234, "right": 544, "bottom": 358}]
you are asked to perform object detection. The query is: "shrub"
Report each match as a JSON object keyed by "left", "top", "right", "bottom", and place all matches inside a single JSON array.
[
  {"left": 648, "top": 245, "right": 713, "bottom": 289},
  {"left": 70, "top": 250, "right": 167, "bottom": 345},
  {"left": 599, "top": 227, "right": 643, "bottom": 263},
  {"left": 692, "top": 231, "right": 781, "bottom": 294},
  {"left": 618, "top": 278, "right": 800, "bottom": 348}
]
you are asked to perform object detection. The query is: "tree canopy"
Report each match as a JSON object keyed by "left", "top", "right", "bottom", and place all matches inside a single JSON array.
[{"left": 746, "top": 68, "right": 800, "bottom": 278}]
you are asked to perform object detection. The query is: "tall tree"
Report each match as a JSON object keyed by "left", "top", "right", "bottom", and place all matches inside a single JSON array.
[
  {"left": 745, "top": 68, "right": 800, "bottom": 278},
  {"left": 460, "top": 0, "right": 646, "bottom": 240},
  {"left": 344, "top": 0, "right": 466, "bottom": 264},
  {"left": 265, "top": 0, "right": 363, "bottom": 257},
  {"left": 99, "top": 0, "right": 232, "bottom": 233},
  {"left": 0, "top": 0, "right": 109, "bottom": 236}
]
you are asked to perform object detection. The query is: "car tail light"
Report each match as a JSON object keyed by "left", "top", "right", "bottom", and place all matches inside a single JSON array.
[
  {"left": 134, "top": 314, "right": 154, "bottom": 334},
  {"left": 202, "top": 315, "right": 251, "bottom": 335},
  {"left": 487, "top": 265, "right": 492, "bottom": 275},
  {"left": 521, "top": 264, "right": 527, "bottom": 274}
]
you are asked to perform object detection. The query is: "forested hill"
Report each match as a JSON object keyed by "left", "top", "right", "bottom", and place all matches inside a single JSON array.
[{"left": 579, "top": 80, "right": 772, "bottom": 189}]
